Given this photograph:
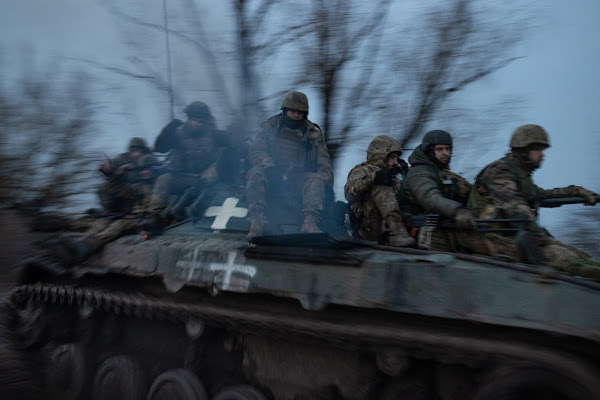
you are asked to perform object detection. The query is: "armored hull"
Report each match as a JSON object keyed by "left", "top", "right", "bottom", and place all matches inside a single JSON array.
[{"left": 7, "top": 191, "right": 600, "bottom": 400}]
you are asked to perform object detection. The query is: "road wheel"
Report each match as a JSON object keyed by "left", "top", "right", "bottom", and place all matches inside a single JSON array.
[
  {"left": 13, "top": 299, "right": 45, "bottom": 348},
  {"left": 91, "top": 355, "right": 146, "bottom": 400},
  {"left": 46, "top": 343, "right": 88, "bottom": 400},
  {"left": 146, "top": 369, "right": 208, "bottom": 400},
  {"left": 378, "top": 377, "right": 426, "bottom": 400},
  {"left": 213, "top": 385, "right": 268, "bottom": 400},
  {"left": 472, "top": 363, "right": 597, "bottom": 400}
]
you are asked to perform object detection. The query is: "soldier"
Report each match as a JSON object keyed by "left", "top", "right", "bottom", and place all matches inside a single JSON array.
[
  {"left": 345, "top": 135, "right": 415, "bottom": 247},
  {"left": 466, "top": 124, "right": 600, "bottom": 279},
  {"left": 54, "top": 155, "right": 159, "bottom": 264},
  {"left": 148, "top": 101, "right": 225, "bottom": 222},
  {"left": 402, "top": 130, "right": 476, "bottom": 250},
  {"left": 98, "top": 137, "right": 154, "bottom": 213},
  {"left": 246, "top": 91, "right": 333, "bottom": 239}
]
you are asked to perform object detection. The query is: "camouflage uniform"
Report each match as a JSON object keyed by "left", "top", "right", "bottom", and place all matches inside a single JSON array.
[
  {"left": 466, "top": 124, "right": 600, "bottom": 279},
  {"left": 402, "top": 131, "right": 473, "bottom": 250},
  {"left": 246, "top": 91, "right": 333, "bottom": 238},
  {"left": 98, "top": 137, "right": 154, "bottom": 213},
  {"left": 345, "top": 135, "right": 414, "bottom": 246},
  {"left": 148, "top": 102, "right": 223, "bottom": 215},
  {"left": 57, "top": 155, "right": 158, "bottom": 264}
]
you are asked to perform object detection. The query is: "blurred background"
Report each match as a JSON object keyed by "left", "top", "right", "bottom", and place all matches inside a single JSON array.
[{"left": 0, "top": 0, "right": 598, "bottom": 256}]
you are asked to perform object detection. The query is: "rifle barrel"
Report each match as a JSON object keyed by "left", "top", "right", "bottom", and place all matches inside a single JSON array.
[
  {"left": 539, "top": 194, "right": 600, "bottom": 207},
  {"left": 474, "top": 218, "right": 530, "bottom": 223}
]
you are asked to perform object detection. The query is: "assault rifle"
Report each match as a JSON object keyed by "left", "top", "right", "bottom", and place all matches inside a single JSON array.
[
  {"left": 149, "top": 166, "right": 204, "bottom": 178},
  {"left": 107, "top": 164, "right": 204, "bottom": 178},
  {"left": 408, "top": 194, "right": 599, "bottom": 231},
  {"left": 408, "top": 214, "right": 528, "bottom": 233},
  {"left": 538, "top": 194, "right": 600, "bottom": 207}
]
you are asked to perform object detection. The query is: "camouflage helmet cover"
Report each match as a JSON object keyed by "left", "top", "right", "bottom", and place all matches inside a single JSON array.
[
  {"left": 510, "top": 124, "right": 550, "bottom": 148},
  {"left": 128, "top": 137, "right": 150, "bottom": 153},
  {"left": 367, "top": 135, "right": 403, "bottom": 167},
  {"left": 281, "top": 91, "right": 309, "bottom": 114},
  {"left": 420, "top": 130, "right": 453, "bottom": 152},
  {"left": 184, "top": 101, "right": 213, "bottom": 120}
]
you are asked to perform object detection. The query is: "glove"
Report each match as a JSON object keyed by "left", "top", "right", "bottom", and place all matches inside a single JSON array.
[
  {"left": 398, "top": 158, "right": 408, "bottom": 172},
  {"left": 454, "top": 208, "right": 477, "bottom": 230},
  {"left": 574, "top": 186, "right": 597, "bottom": 205},
  {"left": 391, "top": 159, "right": 409, "bottom": 175},
  {"left": 374, "top": 169, "right": 393, "bottom": 186}
]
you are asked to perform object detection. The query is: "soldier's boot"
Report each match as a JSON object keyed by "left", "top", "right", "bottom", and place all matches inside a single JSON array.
[
  {"left": 247, "top": 204, "right": 268, "bottom": 241},
  {"left": 159, "top": 195, "right": 179, "bottom": 224},
  {"left": 386, "top": 212, "right": 416, "bottom": 248},
  {"left": 145, "top": 193, "right": 173, "bottom": 227},
  {"left": 186, "top": 192, "right": 207, "bottom": 219},
  {"left": 562, "top": 258, "right": 600, "bottom": 281},
  {"left": 169, "top": 188, "right": 197, "bottom": 221},
  {"left": 301, "top": 212, "right": 323, "bottom": 234}
]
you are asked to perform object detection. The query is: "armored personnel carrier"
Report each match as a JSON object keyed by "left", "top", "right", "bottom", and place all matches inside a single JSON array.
[{"left": 7, "top": 184, "right": 600, "bottom": 400}]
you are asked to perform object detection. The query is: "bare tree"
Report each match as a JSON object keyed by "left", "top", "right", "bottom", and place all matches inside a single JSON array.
[
  {"left": 284, "top": 0, "right": 392, "bottom": 161},
  {"left": 280, "top": 0, "right": 530, "bottom": 164},
  {"left": 85, "top": 0, "right": 531, "bottom": 164},
  {"left": 0, "top": 52, "right": 99, "bottom": 211},
  {"left": 388, "top": 0, "right": 527, "bottom": 148},
  {"left": 91, "top": 0, "right": 300, "bottom": 133},
  {"left": 232, "top": 0, "right": 321, "bottom": 129}
]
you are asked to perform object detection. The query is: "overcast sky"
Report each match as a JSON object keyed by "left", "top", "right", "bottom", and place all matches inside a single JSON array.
[{"left": 0, "top": 0, "right": 598, "bottom": 237}]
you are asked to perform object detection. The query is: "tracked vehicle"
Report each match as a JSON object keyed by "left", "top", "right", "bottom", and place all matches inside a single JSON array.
[{"left": 8, "top": 185, "right": 600, "bottom": 400}]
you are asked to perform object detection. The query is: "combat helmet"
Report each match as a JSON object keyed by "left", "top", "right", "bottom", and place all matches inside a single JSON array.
[
  {"left": 184, "top": 101, "right": 213, "bottom": 120},
  {"left": 420, "top": 130, "right": 453, "bottom": 152},
  {"left": 128, "top": 137, "right": 150, "bottom": 153},
  {"left": 367, "top": 135, "right": 403, "bottom": 166},
  {"left": 510, "top": 124, "right": 550, "bottom": 149},
  {"left": 281, "top": 91, "right": 309, "bottom": 114}
]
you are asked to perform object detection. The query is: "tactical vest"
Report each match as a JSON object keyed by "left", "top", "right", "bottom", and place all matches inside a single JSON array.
[{"left": 272, "top": 124, "right": 312, "bottom": 171}]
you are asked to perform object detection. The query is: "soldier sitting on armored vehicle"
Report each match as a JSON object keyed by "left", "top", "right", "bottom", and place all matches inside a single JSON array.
[
  {"left": 464, "top": 124, "right": 600, "bottom": 279},
  {"left": 148, "top": 101, "right": 229, "bottom": 224},
  {"left": 98, "top": 137, "right": 155, "bottom": 214},
  {"left": 246, "top": 91, "right": 333, "bottom": 240},
  {"left": 345, "top": 135, "right": 415, "bottom": 247},
  {"left": 52, "top": 154, "right": 159, "bottom": 265},
  {"left": 402, "top": 130, "right": 477, "bottom": 250}
]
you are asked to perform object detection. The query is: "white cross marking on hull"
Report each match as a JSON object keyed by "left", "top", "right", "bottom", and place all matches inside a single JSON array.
[
  {"left": 209, "top": 251, "right": 256, "bottom": 290},
  {"left": 175, "top": 247, "right": 205, "bottom": 280},
  {"left": 204, "top": 197, "right": 248, "bottom": 229}
]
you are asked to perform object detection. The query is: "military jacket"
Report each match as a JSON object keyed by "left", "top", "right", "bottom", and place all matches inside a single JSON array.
[
  {"left": 345, "top": 162, "right": 403, "bottom": 234},
  {"left": 103, "top": 153, "right": 137, "bottom": 179},
  {"left": 103, "top": 153, "right": 159, "bottom": 186},
  {"left": 403, "top": 147, "right": 470, "bottom": 219},
  {"left": 467, "top": 152, "right": 585, "bottom": 221},
  {"left": 155, "top": 121, "right": 222, "bottom": 175},
  {"left": 345, "top": 136, "right": 404, "bottom": 242},
  {"left": 249, "top": 114, "right": 333, "bottom": 185}
]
